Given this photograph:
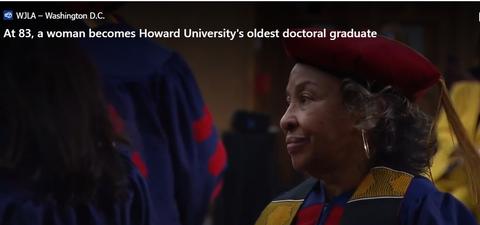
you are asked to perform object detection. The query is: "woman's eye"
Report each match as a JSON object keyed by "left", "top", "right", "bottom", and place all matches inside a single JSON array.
[{"left": 300, "top": 94, "right": 312, "bottom": 104}]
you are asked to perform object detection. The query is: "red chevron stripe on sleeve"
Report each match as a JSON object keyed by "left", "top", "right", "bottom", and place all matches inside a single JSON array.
[
  {"left": 210, "top": 180, "right": 224, "bottom": 202},
  {"left": 208, "top": 141, "right": 227, "bottom": 177},
  {"left": 131, "top": 150, "right": 149, "bottom": 178},
  {"left": 192, "top": 107, "right": 213, "bottom": 142},
  {"left": 106, "top": 104, "right": 125, "bottom": 134}
]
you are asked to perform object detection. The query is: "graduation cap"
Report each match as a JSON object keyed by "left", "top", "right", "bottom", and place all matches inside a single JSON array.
[
  {"left": 283, "top": 29, "right": 439, "bottom": 100},
  {"left": 283, "top": 28, "right": 480, "bottom": 207}
]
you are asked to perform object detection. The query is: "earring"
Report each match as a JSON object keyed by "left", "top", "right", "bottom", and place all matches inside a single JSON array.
[{"left": 361, "top": 129, "right": 370, "bottom": 159}]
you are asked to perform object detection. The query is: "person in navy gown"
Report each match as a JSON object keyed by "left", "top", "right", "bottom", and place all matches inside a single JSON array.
[
  {"left": 0, "top": 37, "right": 155, "bottom": 224},
  {"left": 79, "top": 13, "right": 227, "bottom": 225}
]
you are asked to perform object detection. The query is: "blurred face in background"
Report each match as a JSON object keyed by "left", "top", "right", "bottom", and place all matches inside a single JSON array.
[{"left": 280, "top": 63, "right": 362, "bottom": 176}]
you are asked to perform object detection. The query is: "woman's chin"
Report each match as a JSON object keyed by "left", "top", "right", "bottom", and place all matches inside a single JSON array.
[{"left": 290, "top": 156, "right": 307, "bottom": 172}]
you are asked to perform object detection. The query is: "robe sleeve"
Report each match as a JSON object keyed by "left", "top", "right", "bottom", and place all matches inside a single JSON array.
[
  {"left": 80, "top": 22, "right": 227, "bottom": 225},
  {"left": 153, "top": 52, "right": 227, "bottom": 225},
  {"left": 400, "top": 177, "right": 478, "bottom": 225}
]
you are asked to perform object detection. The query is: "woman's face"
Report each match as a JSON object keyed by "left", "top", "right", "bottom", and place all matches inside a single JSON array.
[{"left": 280, "top": 63, "right": 362, "bottom": 174}]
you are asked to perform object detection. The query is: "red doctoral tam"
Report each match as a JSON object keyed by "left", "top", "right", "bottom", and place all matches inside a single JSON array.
[{"left": 283, "top": 28, "right": 441, "bottom": 100}]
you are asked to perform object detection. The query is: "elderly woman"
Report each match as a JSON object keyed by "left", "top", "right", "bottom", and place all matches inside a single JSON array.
[{"left": 255, "top": 30, "right": 479, "bottom": 225}]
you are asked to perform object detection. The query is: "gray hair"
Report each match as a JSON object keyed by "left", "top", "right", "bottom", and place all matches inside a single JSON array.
[{"left": 340, "top": 79, "right": 437, "bottom": 175}]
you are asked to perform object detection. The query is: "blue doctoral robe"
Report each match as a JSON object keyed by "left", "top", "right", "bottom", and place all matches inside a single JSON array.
[
  {"left": 0, "top": 149, "right": 154, "bottom": 225},
  {"left": 296, "top": 176, "right": 477, "bottom": 225},
  {"left": 79, "top": 21, "right": 226, "bottom": 225}
]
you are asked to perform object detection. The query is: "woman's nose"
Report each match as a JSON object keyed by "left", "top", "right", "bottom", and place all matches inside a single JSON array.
[{"left": 280, "top": 109, "right": 298, "bottom": 132}]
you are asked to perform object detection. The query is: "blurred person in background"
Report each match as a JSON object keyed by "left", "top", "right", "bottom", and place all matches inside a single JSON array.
[
  {"left": 255, "top": 29, "right": 479, "bottom": 225},
  {"left": 0, "top": 36, "right": 154, "bottom": 224},
  {"left": 76, "top": 4, "right": 227, "bottom": 225}
]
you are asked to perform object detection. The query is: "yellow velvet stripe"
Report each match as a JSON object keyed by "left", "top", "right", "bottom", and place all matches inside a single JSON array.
[
  {"left": 255, "top": 200, "right": 303, "bottom": 225},
  {"left": 349, "top": 167, "right": 413, "bottom": 202}
]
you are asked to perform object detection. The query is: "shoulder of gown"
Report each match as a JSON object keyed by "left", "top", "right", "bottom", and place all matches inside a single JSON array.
[
  {"left": 400, "top": 176, "right": 477, "bottom": 225},
  {"left": 0, "top": 148, "right": 155, "bottom": 225}
]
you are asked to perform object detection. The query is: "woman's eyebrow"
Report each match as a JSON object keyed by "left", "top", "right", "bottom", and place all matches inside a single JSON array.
[
  {"left": 295, "top": 81, "right": 321, "bottom": 93},
  {"left": 286, "top": 80, "right": 320, "bottom": 96}
]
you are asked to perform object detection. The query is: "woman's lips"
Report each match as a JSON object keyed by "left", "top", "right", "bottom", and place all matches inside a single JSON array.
[{"left": 286, "top": 136, "right": 310, "bottom": 154}]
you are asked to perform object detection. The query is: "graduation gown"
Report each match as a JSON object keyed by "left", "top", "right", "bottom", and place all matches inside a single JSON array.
[
  {"left": 0, "top": 151, "right": 155, "bottom": 225},
  {"left": 255, "top": 166, "right": 477, "bottom": 225},
  {"left": 80, "top": 21, "right": 226, "bottom": 225}
]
